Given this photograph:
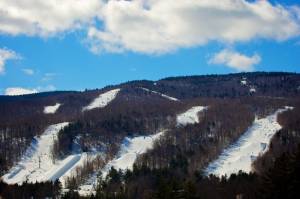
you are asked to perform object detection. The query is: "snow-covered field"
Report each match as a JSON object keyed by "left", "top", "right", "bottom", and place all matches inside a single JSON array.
[
  {"left": 177, "top": 106, "right": 207, "bottom": 126},
  {"left": 2, "top": 122, "right": 70, "bottom": 184},
  {"left": 82, "top": 88, "right": 121, "bottom": 111},
  {"left": 78, "top": 131, "right": 165, "bottom": 195},
  {"left": 140, "top": 87, "right": 179, "bottom": 101},
  {"left": 44, "top": 103, "right": 61, "bottom": 114},
  {"left": 205, "top": 107, "right": 293, "bottom": 177}
]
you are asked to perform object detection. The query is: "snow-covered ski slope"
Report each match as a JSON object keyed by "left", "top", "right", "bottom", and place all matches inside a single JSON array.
[
  {"left": 82, "top": 88, "right": 121, "bottom": 111},
  {"left": 78, "top": 105, "right": 208, "bottom": 195},
  {"left": 0, "top": 123, "right": 98, "bottom": 185},
  {"left": 44, "top": 103, "right": 61, "bottom": 114},
  {"left": 2, "top": 122, "right": 70, "bottom": 184},
  {"left": 205, "top": 107, "right": 293, "bottom": 177},
  {"left": 103, "top": 131, "right": 165, "bottom": 174},
  {"left": 78, "top": 131, "right": 166, "bottom": 195},
  {"left": 177, "top": 106, "right": 207, "bottom": 126},
  {"left": 140, "top": 87, "right": 179, "bottom": 101},
  {"left": 2, "top": 122, "right": 103, "bottom": 187}
]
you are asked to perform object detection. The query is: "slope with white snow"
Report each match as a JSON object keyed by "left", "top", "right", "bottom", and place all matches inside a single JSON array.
[
  {"left": 205, "top": 106, "right": 293, "bottom": 177},
  {"left": 176, "top": 106, "right": 207, "bottom": 126},
  {"left": 140, "top": 87, "right": 179, "bottom": 101},
  {"left": 2, "top": 122, "right": 69, "bottom": 184},
  {"left": 1, "top": 122, "right": 104, "bottom": 187},
  {"left": 78, "top": 105, "right": 208, "bottom": 195},
  {"left": 78, "top": 131, "right": 166, "bottom": 195},
  {"left": 103, "top": 131, "right": 165, "bottom": 174},
  {"left": 44, "top": 103, "right": 61, "bottom": 114},
  {"left": 82, "top": 88, "right": 121, "bottom": 111}
]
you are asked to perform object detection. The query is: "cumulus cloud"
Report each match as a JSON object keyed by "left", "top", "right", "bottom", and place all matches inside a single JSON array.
[
  {"left": 4, "top": 85, "right": 56, "bottom": 96},
  {"left": 0, "top": 48, "right": 19, "bottom": 74},
  {"left": 208, "top": 49, "right": 261, "bottom": 71},
  {"left": 5, "top": 87, "right": 38, "bottom": 96},
  {"left": 0, "top": 0, "right": 102, "bottom": 36},
  {"left": 87, "top": 0, "right": 300, "bottom": 54},
  {"left": 0, "top": 0, "right": 300, "bottom": 54},
  {"left": 22, "top": 68, "right": 34, "bottom": 75}
]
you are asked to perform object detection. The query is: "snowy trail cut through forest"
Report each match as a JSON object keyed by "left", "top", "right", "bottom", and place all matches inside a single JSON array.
[
  {"left": 78, "top": 131, "right": 166, "bottom": 195},
  {"left": 176, "top": 106, "right": 207, "bottom": 126},
  {"left": 1, "top": 122, "right": 81, "bottom": 184},
  {"left": 44, "top": 103, "right": 61, "bottom": 114},
  {"left": 78, "top": 105, "right": 207, "bottom": 195},
  {"left": 140, "top": 87, "right": 179, "bottom": 101},
  {"left": 205, "top": 106, "right": 293, "bottom": 177},
  {"left": 82, "top": 88, "right": 120, "bottom": 111},
  {"left": 102, "top": 131, "right": 165, "bottom": 175}
]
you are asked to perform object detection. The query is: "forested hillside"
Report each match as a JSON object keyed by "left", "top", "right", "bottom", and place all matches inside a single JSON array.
[{"left": 1, "top": 72, "right": 300, "bottom": 198}]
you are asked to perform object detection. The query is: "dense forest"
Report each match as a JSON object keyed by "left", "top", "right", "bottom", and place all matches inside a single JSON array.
[{"left": 1, "top": 72, "right": 300, "bottom": 198}]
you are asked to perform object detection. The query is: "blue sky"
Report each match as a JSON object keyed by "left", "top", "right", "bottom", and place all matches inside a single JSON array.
[{"left": 0, "top": 0, "right": 300, "bottom": 95}]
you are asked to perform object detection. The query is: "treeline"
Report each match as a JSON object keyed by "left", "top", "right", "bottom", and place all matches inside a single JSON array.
[
  {"left": 154, "top": 72, "right": 300, "bottom": 99},
  {"left": 87, "top": 143, "right": 300, "bottom": 199},
  {"left": 0, "top": 180, "right": 61, "bottom": 199},
  {"left": 2, "top": 144, "right": 299, "bottom": 199}
]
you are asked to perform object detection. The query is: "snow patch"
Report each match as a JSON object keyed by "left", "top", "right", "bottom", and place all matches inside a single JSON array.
[
  {"left": 240, "top": 80, "right": 247, "bottom": 85},
  {"left": 43, "top": 103, "right": 61, "bottom": 114},
  {"left": 140, "top": 87, "right": 179, "bottom": 101},
  {"left": 250, "top": 88, "right": 256, "bottom": 93},
  {"left": 177, "top": 106, "right": 207, "bottom": 126},
  {"left": 82, "top": 89, "right": 121, "bottom": 111},
  {"left": 205, "top": 107, "right": 293, "bottom": 177}
]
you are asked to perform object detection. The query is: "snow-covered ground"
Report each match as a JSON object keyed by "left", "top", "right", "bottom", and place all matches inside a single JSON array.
[
  {"left": 240, "top": 80, "right": 247, "bottom": 85},
  {"left": 59, "top": 152, "right": 103, "bottom": 187},
  {"left": 140, "top": 87, "right": 179, "bottom": 101},
  {"left": 44, "top": 103, "right": 61, "bottom": 114},
  {"left": 78, "top": 131, "right": 165, "bottom": 195},
  {"left": 103, "top": 131, "right": 164, "bottom": 174},
  {"left": 205, "top": 107, "right": 293, "bottom": 177},
  {"left": 249, "top": 88, "right": 256, "bottom": 93},
  {"left": 1, "top": 122, "right": 104, "bottom": 187},
  {"left": 82, "top": 88, "right": 121, "bottom": 111},
  {"left": 78, "top": 105, "right": 209, "bottom": 195},
  {"left": 2, "top": 122, "right": 70, "bottom": 184},
  {"left": 176, "top": 106, "right": 207, "bottom": 126}
]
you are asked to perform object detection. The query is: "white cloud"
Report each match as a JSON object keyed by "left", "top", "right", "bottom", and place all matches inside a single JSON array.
[
  {"left": 22, "top": 68, "right": 34, "bottom": 75},
  {"left": 0, "top": 48, "right": 19, "bottom": 74},
  {"left": 0, "top": 0, "right": 300, "bottom": 54},
  {"left": 0, "top": 0, "right": 102, "bottom": 36},
  {"left": 87, "top": 0, "right": 300, "bottom": 54},
  {"left": 4, "top": 85, "right": 56, "bottom": 96},
  {"left": 5, "top": 87, "right": 38, "bottom": 96},
  {"left": 208, "top": 49, "right": 261, "bottom": 71}
]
